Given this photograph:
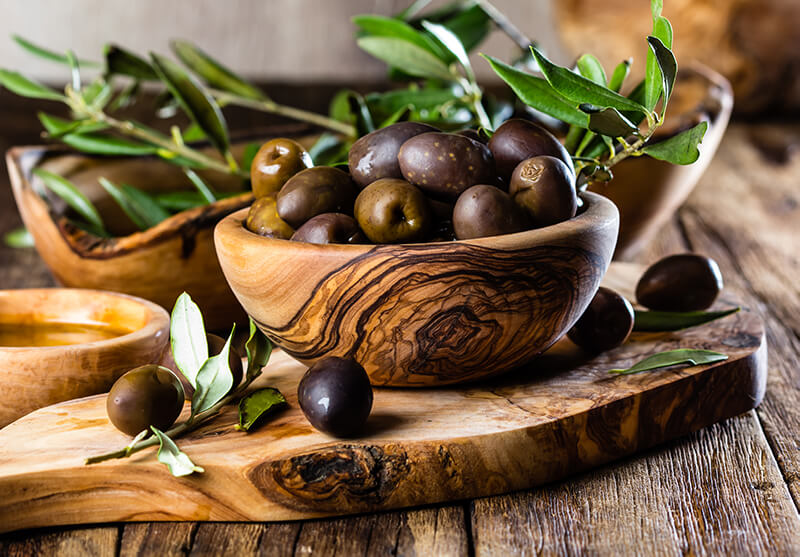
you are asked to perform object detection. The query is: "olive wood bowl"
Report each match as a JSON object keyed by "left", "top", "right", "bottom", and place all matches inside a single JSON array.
[
  {"left": 0, "top": 288, "right": 169, "bottom": 428},
  {"left": 215, "top": 192, "right": 619, "bottom": 387}
]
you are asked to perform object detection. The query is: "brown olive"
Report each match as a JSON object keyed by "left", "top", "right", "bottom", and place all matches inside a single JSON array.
[
  {"left": 106, "top": 364, "right": 184, "bottom": 436},
  {"left": 354, "top": 178, "right": 433, "bottom": 244},
  {"left": 452, "top": 185, "right": 529, "bottom": 240},
  {"left": 567, "top": 287, "right": 634, "bottom": 353},
  {"left": 297, "top": 357, "right": 373, "bottom": 437},
  {"left": 159, "top": 333, "right": 244, "bottom": 400},
  {"left": 250, "top": 138, "right": 312, "bottom": 198},
  {"left": 245, "top": 195, "right": 295, "bottom": 239},
  {"left": 348, "top": 122, "right": 439, "bottom": 189},
  {"left": 455, "top": 128, "right": 488, "bottom": 144},
  {"left": 636, "top": 254, "right": 723, "bottom": 311},
  {"left": 509, "top": 156, "right": 577, "bottom": 227},
  {"left": 397, "top": 132, "right": 495, "bottom": 200},
  {"left": 276, "top": 167, "right": 358, "bottom": 228},
  {"left": 488, "top": 119, "right": 574, "bottom": 182},
  {"left": 291, "top": 213, "right": 366, "bottom": 245}
]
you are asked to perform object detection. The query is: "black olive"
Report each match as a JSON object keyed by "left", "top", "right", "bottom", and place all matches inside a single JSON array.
[
  {"left": 106, "top": 364, "right": 185, "bottom": 436},
  {"left": 567, "top": 287, "right": 634, "bottom": 353},
  {"left": 636, "top": 254, "right": 723, "bottom": 311}
]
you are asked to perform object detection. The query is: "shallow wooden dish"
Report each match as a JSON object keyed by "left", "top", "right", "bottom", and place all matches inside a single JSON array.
[
  {"left": 215, "top": 192, "right": 619, "bottom": 387},
  {"left": 0, "top": 288, "right": 169, "bottom": 428}
]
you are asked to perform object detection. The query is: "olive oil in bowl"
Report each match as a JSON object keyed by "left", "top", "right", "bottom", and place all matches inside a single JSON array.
[{"left": 0, "top": 322, "right": 130, "bottom": 347}]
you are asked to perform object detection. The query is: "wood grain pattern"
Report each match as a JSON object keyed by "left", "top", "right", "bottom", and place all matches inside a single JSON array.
[
  {"left": 0, "top": 263, "right": 766, "bottom": 534},
  {"left": 0, "top": 288, "right": 169, "bottom": 428},
  {"left": 216, "top": 192, "right": 618, "bottom": 386}
]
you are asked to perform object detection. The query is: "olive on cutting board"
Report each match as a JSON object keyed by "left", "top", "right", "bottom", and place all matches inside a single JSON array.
[
  {"left": 509, "top": 155, "right": 578, "bottom": 228},
  {"left": 348, "top": 122, "right": 439, "bottom": 189},
  {"left": 106, "top": 364, "right": 185, "bottom": 436},
  {"left": 567, "top": 287, "right": 634, "bottom": 353},
  {"left": 354, "top": 178, "right": 433, "bottom": 243},
  {"left": 291, "top": 213, "right": 365, "bottom": 245},
  {"left": 297, "top": 357, "right": 373, "bottom": 437},
  {"left": 276, "top": 166, "right": 358, "bottom": 228},
  {"left": 453, "top": 184, "right": 529, "bottom": 240},
  {"left": 636, "top": 254, "right": 723, "bottom": 311},
  {"left": 488, "top": 118, "right": 574, "bottom": 182},
  {"left": 250, "top": 138, "right": 312, "bottom": 198},
  {"left": 245, "top": 195, "right": 295, "bottom": 239}
]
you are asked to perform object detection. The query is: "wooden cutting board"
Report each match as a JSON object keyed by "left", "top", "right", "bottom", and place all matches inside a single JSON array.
[{"left": 0, "top": 263, "right": 766, "bottom": 534}]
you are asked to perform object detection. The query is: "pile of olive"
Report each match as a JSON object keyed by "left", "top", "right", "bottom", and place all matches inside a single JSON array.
[{"left": 245, "top": 119, "right": 579, "bottom": 244}]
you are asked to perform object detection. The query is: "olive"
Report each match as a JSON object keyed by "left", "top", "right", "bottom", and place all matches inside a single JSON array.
[
  {"left": 636, "top": 254, "right": 723, "bottom": 311},
  {"left": 397, "top": 132, "right": 495, "bottom": 199},
  {"left": 245, "top": 195, "right": 295, "bottom": 239},
  {"left": 567, "top": 287, "right": 634, "bottom": 353},
  {"left": 354, "top": 178, "right": 433, "bottom": 243},
  {"left": 452, "top": 185, "right": 529, "bottom": 240},
  {"left": 291, "top": 213, "right": 366, "bottom": 245},
  {"left": 455, "top": 128, "right": 488, "bottom": 144},
  {"left": 106, "top": 364, "right": 185, "bottom": 436},
  {"left": 250, "top": 138, "right": 312, "bottom": 198},
  {"left": 159, "top": 333, "right": 244, "bottom": 400},
  {"left": 276, "top": 167, "right": 358, "bottom": 228},
  {"left": 297, "top": 357, "right": 373, "bottom": 437},
  {"left": 488, "top": 119, "right": 574, "bottom": 182},
  {"left": 509, "top": 156, "right": 577, "bottom": 227},
  {"left": 348, "top": 122, "right": 439, "bottom": 189}
]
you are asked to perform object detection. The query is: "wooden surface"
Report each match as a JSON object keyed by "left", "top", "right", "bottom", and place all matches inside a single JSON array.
[
  {"left": 1, "top": 88, "right": 799, "bottom": 553},
  {"left": 216, "top": 193, "right": 618, "bottom": 386},
  {"left": 0, "top": 261, "right": 765, "bottom": 533}
]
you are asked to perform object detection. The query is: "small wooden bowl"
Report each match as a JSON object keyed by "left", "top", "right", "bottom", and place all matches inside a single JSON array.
[
  {"left": 215, "top": 192, "right": 619, "bottom": 386},
  {"left": 0, "top": 288, "right": 170, "bottom": 428}
]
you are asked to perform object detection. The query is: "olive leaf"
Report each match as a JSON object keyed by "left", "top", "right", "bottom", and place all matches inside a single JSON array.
[
  {"left": 183, "top": 169, "right": 217, "bottom": 204},
  {"left": 170, "top": 292, "right": 209, "bottom": 388},
  {"left": 436, "top": 3, "right": 490, "bottom": 54},
  {"left": 240, "top": 142, "right": 261, "bottom": 171},
  {"left": 108, "top": 79, "right": 141, "bottom": 111},
  {"left": 82, "top": 79, "right": 113, "bottom": 110},
  {"left": 235, "top": 387, "right": 286, "bottom": 432},
  {"left": 37, "top": 112, "right": 108, "bottom": 138},
  {"left": 642, "top": 121, "right": 707, "bottom": 165},
  {"left": 155, "top": 191, "right": 214, "bottom": 212},
  {"left": 66, "top": 50, "right": 81, "bottom": 91},
  {"left": 150, "top": 53, "right": 233, "bottom": 162},
  {"left": 104, "top": 45, "right": 159, "bottom": 81},
  {"left": 580, "top": 104, "right": 638, "bottom": 137},
  {"left": 353, "top": 15, "right": 447, "bottom": 61},
  {"left": 3, "top": 227, "right": 34, "bottom": 248},
  {"left": 608, "top": 59, "right": 632, "bottom": 93},
  {"left": 191, "top": 325, "right": 236, "bottom": 416},
  {"left": 634, "top": 307, "right": 740, "bottom": 332},
  {"left": 245, "top": 318, "right": 273, "bottom": 381},
  {"left": 170, "top": 40, "right": 265, "bottom": 101},
  {"left": 610, "top": 349, "right": 727, "bottom": 375},
  {"left": 646, "top": 35, "right": 677, "bottom": 115},
  {"left": 644, "top": 2, "right": 674, "bottom": 111},
  {"left": 12, "top": 35, "right": 99, "bottom": 68},
  {"left": 151, "top": 427, "right": 204, "bottom": 477},
  {"left": 482, "top": 55, "right": 588, "bottom": 128},
  {"left": 308, "top": 133, "right": 350, "bottom": 167},
  {"left": 0, "top": 69, "right": 65, "bottom": 101},
  {"left": 421, "top": 19, "right": 474, "bottom": 80},
  {"left": 33, "top": 168, "right": 105, "bottom": 232},
  {"left": 61, "top": 133, "right": 158, "bottom": 156},
  {"left": 98, "top": 177, "right": 170, "bottom": 230},
  {"left": 357, "top": 36, "right": 454, "bottom": 82},
  {"left": 366, "top": 87, "right": 459, "bottom": 115},
  {"left": 330, "top": 89, "right": 375, "bottom": 136},
  {"left": 576, "top": 53, "right": 607, "bottom": 86},
  {"left": 182, "top": 123, "right": 206, "bottom": 142}
]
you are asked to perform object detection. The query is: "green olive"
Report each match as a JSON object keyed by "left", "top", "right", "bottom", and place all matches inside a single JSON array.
[
  {"left": 106, "top": 364, "right": 185, "bottom": 436},
  {"left": 250, "top": 138, "right": 312, "bottom": 198},
  {"left": 354, "top": 178, "right": 433, "bottom": 243},
  {"left": 509, "top": 156, "right": 577, "bottom": 227},
  {"left": 276, "top": 167, "right": 358, "bottom": 228},
  {"left": 245, "top": 195, "right": 295, "bottom": 239}
]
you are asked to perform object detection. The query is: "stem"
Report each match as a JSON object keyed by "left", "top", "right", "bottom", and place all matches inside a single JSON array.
[
  {"left": 211, "top": 90, "right": 357, "bottom": 138},
  {"left": 474, "top": 0, "right": 534, "bottom": 51}
]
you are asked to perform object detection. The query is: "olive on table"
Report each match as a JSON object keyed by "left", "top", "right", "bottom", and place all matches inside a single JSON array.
[
  {"left": 567, "top": 287, "right": 635, "bottom": 353},
  {"left": 636, "top": 254, "right": 723, "bottom": 311},
  {"left": 354, "top": 178, "right": 433, "bottom": 244},
  {"left": 106, "top": 364, "right": 185, "bottom": 436},
  {"left": 398, "top": 132, "right": 495, "bottom": 200},
  {"left": 452, "top": 185, "right": 529, "bottom": 240},
  {"left": 291, "top": 213, "right": 366, "bottom": 245},
  {"left": 348, "top": 122, "right": 439, "bottom": 189},
  {"left": 276, "top": 167, "right": 358, "bottom": 228},
  {"left": 245, "top": 195, "right": 295, "bottom": 239},
  {"left": 250, "top": 138, "right": 312, "bottom": 198},
  {"left": 509, "top": 155, "right": 577, "bottom": 227},
  {"left": 488, "top": 119, "right": 574, "bottom": 182},
  {"left": 297, "top": 357, "right": 373, "bottom": 437}
]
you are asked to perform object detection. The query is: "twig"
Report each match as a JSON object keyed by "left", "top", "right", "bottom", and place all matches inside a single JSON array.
[{"left": 474, "top": 0, "right": 534, "bottom": 51}]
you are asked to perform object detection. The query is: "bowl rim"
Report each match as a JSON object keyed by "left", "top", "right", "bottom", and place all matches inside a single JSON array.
[{"left": 0, "top": 288, "right": 170, "bottom": 353}]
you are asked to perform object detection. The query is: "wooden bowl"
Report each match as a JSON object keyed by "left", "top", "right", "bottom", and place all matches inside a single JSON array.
[
  {"left": 215, "top": 192, "right": 619, "bottom": 386},
  {"left": 0, "top": 288, "right": 169, "bottom": 428}
]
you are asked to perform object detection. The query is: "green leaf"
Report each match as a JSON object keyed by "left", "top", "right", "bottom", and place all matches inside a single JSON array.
[
  {"left": 610, "top": 349, "right": 728, "bottom": 375},
  {"left": 245, "top": 318, "right": 273, "bottom": 381},
  {"left": 235, "top": 387, "right": 286, "bottom": 432},
  {"left": 353, "top": 15, "right": 447, "bottom": 60},
  {"left": 61, "top": 133, "right": 158, "bottom": 156},
  {"left": 154, "top": 191, "right": 208, "bottom": 212},
  {"left": 12, "top": 36, "right": 99, "bottom": 67},
  {"left": 183, "top": 169, "right": 217, "bottom": 204},
  {"left": 182, "top": 123, "right": 207, "bottom": 142},
  {"left": 0, "top": 69, "right": 64, "bottom": 101},
  {"left": 366, "top": 87, "right": 457, "bottom": 115},
  {"left": 65, "top": 50, "right": 81, "bottom": 91},
  {"left": 439, "top": 4, "right": 490, "bottom": 53},
  {"left": 151, "top": 427, "right": 204, "bottom": 477},
  {"left": 3, "top": 226, "right": 34, "bottom": 248},
  {"left": 421, "top": 20, "right": 474, "bottom": 80},
  {"left": 38, "top": 112, "right": 108, "bottom": 138},
  {"left": 170, "top": 292, "right": 209, "bottom": 388},
  {"left": 651, "top": 0, "right": 664, "bottom": 19},
  {"left": 357, "top": 36, "right": 453, "bottom": 81},
  {"left": 82, "top": 79, "right": 113, "bottom": 110},
  {"left": 644, "top": 16, "right": 673, "bottom": 111},
  {"left": 608, "top": 59, "right": 632, "bottom": 93},
  {"left": 576, "top": 54, "right": 607, "bottom": 86},
  {"left": 634, "top": 307, "right": 740, "bottom": 332},
  {"left": 33, "top": 168, "right": 105, "bottom": 232},
  {"left": 170, "top": 40, "right": 265, "bottom": 100},
  {"left": 150, "top": 53, "right": 232, "bottom": 161},
  {"left": 108, "top": 80, "right": 141, "bottom": 111},
  {"left": 581, "top": 105, "right": 638, "bottom": 137},
  {"left": 530, "top": 46, "right": 648, "bottom": 118},
  {"left": 104, "top": 45, "right": 159, "bottom": 80},
  {"left": 330, "top": 89, "right": 375, "bottom": 136},
  {"left": 308, "top": 133, "right": 350, "bottom": 167},
  {"left": 192, "top": 325, "right": 236, "bottom": 416},
  {"left": 98, "top": 178, "right": 168, "bottom": 230},
  {"left": 240, "top": 142, "right": 261, "bottom": 171},
  {"left": 482, "top": 55, "right": 588, "bottom": 128},
  {"left": 642, "top": 121, "right": 708, "bottom": 165},
  {"left": 647, "top": 35, "right": 677, "bottom": 113}
]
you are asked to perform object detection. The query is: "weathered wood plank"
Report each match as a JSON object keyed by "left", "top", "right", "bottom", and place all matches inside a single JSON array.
[
  {"left": 119, "top": 523, "right": 196, "bottom": 556},
  {"left": 0, "top": 526, "right": 118, "bottom": 557}
]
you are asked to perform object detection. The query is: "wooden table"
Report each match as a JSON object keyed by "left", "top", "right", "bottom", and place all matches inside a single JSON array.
[{"left": 1, "top": 89, "right": 799, "bottom": 554}]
